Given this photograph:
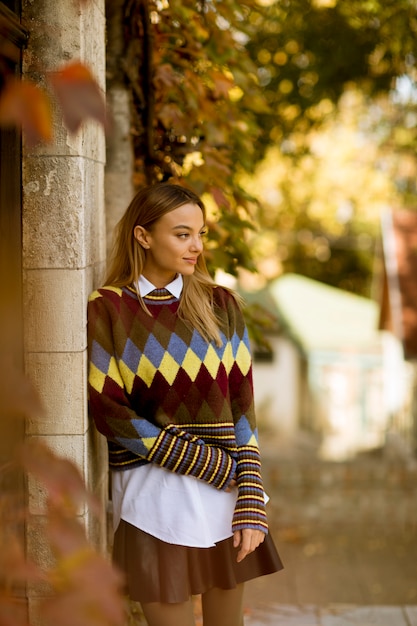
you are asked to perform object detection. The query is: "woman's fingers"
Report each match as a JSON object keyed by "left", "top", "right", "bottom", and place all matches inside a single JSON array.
[
  {"left": 225, "top": 476, "right": 237, "bottom": 492},
  {"left": 234, "top": 529, "right": 265, "bottom": 563}
]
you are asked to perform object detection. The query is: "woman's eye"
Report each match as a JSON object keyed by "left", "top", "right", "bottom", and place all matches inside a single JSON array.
[{"left": 178, "top": 233, "right": 189, "bottom": 239}]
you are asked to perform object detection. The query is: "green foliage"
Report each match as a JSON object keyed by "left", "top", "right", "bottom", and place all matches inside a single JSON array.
[
  {"left": 241, "top": 89, "right": 407, "bottom": 296},
  {"left": 121, "top": 0, "right": 268, "bottom": 274},
  {"left": 246, "top": 0, "right": 417, "bottom": 157},
  {"left": 119, "top": 0, "right": 417, "bottom": 283}
]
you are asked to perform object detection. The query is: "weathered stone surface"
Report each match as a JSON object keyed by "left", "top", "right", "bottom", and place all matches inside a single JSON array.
[
  {"left": 23, "top": 156, "right": 104, "bottom": 270},
  {"left": 22, "top": 0, "right": 106, "bottom": 159},
  {"left": 23, "top": 268, "right": 88, "bottom": 352},
  {"left": 25, "top": 350, "right": 87, "bottom": 435},
  {"left": 26, "top": 434, "right": 87, "bottom": 516},
  {"left": 105, "top": 86, "right": 135, "bottom": 256},
  {"left": 20, "top": 0, "right": 108, "bottom": 620}
]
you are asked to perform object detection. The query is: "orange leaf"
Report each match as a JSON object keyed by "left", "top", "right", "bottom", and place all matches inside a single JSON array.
[
  {"left": 49, "top": 61, "right": 107, "bottom": 133},
  {"left": 0, "top": 78, "right": 53, "bottom": 145}
]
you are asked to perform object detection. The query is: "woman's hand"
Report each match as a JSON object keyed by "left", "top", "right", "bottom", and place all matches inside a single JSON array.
[
  {"left": 233, "top": 528, "right": 265, "bottom": 563},
  {"left": 225, "top": 475, "right": 237, "bottom": 492}
]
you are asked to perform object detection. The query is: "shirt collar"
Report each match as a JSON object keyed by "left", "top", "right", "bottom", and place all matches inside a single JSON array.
[{"left": 137, "top": 274, "right": 183, "bottom": 299}]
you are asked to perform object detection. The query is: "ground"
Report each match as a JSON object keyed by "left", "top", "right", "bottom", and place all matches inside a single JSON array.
[{"left": 243, "top": 429, "right": 417, "bottom": 625}]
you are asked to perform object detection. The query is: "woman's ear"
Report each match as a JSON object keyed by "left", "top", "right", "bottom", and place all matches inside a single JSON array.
[{"left": 134, "top": 225, "right": 150, "bottom": 249}]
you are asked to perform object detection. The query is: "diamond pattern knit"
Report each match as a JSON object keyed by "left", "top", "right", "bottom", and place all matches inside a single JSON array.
[{"left": 87, "top": 285, "right": 268, "bottom": 533}]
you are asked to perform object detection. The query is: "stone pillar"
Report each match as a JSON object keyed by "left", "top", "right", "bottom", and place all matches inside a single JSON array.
[
  {"left": 105, "top": 85, "right": 135, "bottom": 258},
  {"left": 21, "top": 0, "right": 107, "bottom": 616},
  {"left": 105, "top": 0, "right": 135, "bottom": 257}
]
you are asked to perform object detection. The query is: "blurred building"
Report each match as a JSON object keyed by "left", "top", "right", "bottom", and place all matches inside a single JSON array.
[
  {"left": 378, "top": 208, "right": 417, "bottom": 457},
  {"left": 246, "top": 274, "right": 399, "bottom": 461}
]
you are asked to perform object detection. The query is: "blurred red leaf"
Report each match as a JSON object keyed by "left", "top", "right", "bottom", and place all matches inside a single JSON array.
[
  {"left": 157, "top": 102, "right": 186, "bottom": 132},
  {"left": 19, "top": 440, "right": 100, "bottom": 516},
  {"left": 42, "top": 584, "right": 125, "bottom": 626},
  {"left": 0, "top": 359, "right": 43, "bottom": 419},
  {"left": 0, "top": 77, "right": 53, "bottom": 145},
  {"left": 0, "top": 594, "right": 31, "bottom": 626},
  {"left": 210, "top": 187, "right": 230, "bottom": 210},
  {"left": 46, "top": 512, "right": 90, "bottom": 557},
  {"left": 209, "top": 69, "right": 234, "bottom": 99},
  {"left": 49, "top": 61, "right": 107, "bottom": 133},
  {"left": 45, "top": 544, "right": 125, "bottom": 626},
  {"left": 154, "top": 63, "right": 180, "bottom": 91},
  {"left": 0, "top": 533, "right": 43, "bottom": 585}
]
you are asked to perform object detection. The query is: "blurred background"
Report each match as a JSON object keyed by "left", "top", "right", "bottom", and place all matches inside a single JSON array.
[{"left": 1, "top": 0, "right": 417, "bottom": 623}]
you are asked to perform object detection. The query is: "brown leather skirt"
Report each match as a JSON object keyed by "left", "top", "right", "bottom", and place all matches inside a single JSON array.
[{"left": 112, "top": 520, "right": 284, "bottom": 604}]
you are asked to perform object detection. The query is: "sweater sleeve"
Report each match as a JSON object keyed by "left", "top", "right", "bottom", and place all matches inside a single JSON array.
[
  {"left": 221, "top": 292, "right": 269, "bottom": 534},
  {"left": 87, "top": 291, "right": 236, "bottom": 491}
]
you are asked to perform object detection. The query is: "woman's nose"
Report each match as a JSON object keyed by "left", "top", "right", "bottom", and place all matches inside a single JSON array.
[{"left": 190, "top": 236, "right": 203, "bottom": 252}]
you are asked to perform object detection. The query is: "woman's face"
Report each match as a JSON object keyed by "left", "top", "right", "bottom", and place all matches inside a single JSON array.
[{"left": 134, "top": 202, "right": 206, "bottom": 287}]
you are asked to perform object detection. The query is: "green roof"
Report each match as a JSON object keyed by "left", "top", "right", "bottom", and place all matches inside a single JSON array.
[{"left": 268, "top": 274, "right": 381, "bottom": 353}]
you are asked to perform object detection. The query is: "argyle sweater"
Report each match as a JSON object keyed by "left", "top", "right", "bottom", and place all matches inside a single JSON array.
[{"left": 87, "top": 285, "right": 268, "bottom": 534}]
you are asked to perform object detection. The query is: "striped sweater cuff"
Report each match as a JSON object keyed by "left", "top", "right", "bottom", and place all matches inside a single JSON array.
[
  {"left": 148, "top": 424, "right": 237, "bottom": 490},
  {"left": 232, "top": 447, "right": 268, "bottom": 534}
]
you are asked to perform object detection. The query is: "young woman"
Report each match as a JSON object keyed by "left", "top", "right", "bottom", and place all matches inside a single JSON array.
[{"left": 87, "top": 183, "right": 283, "bottom": 626}]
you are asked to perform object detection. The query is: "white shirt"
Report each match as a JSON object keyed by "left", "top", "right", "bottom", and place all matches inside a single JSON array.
[{"left": 111, "top": 274, "right": 239, "bottom": 547}]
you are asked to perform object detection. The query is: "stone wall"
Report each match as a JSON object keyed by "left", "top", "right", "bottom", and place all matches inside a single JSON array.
[
  {"left": 262, "top": 453, "right": 417, "bottom": 532},
  {"left": 21, "top": 0, "right": 107, "bottom": 615}
]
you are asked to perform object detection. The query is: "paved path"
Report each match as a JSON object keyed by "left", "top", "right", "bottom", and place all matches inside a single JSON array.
[
  {"left": 245, "top": 604, "right": 417, "bottom": 625},
  {"left": 241, "top": 431, "right": 417, "bottom": 624}
]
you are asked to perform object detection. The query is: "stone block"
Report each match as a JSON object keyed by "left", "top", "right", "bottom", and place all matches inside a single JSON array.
[
  {"left": 22, "top": 0, "right": 105, "bottom": 84},
  {"left": 93, "top": 163, "right": 107, "bottom": 265},
  {"left": 86, "top": 421, "right": 108, "bottom": 495},
  {"left": 25, "top": 515, "right": 54, "bottom": 598},
  {"left": 85, "top": 422, "right": 109, "bottom": 551},
  {"left": 23, "top": 268, "right": 88, "bottom": 353},
  {"left": 27, "top": 434, "right": 87, "bottom": 516},
  {"left": 90, "top": 259, "right": 107, "bottom": 291},
  {"left": 23, "top": 156, "right": 104, "bottom": 270},
  {"left": 22, "top": 0, "right": 83, "bottom": 72},
  {"left": 80, "top": 0, "right": 106, "bottom": 89},
  {"left": 26, "top": 511, "right": 90, "bottom": 598},
  {"left": 25, "top": 350, "right": 88, "bottom": 435},
  {"left": 85, "top": 476, "right": 108, "bottom": 554},
  {"left": 22, "top": 0, "right": 106, "bottom": 161},
  {"left": 27, "top": 597, "right": 48, "bottom": 626},
  {"left": 105, "top": 170, "right": 133, "bottom": 255}
]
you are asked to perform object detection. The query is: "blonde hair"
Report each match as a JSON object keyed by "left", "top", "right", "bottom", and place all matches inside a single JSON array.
[{"left": 105, "top": 182, "right": 231, "bottom": 345}]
